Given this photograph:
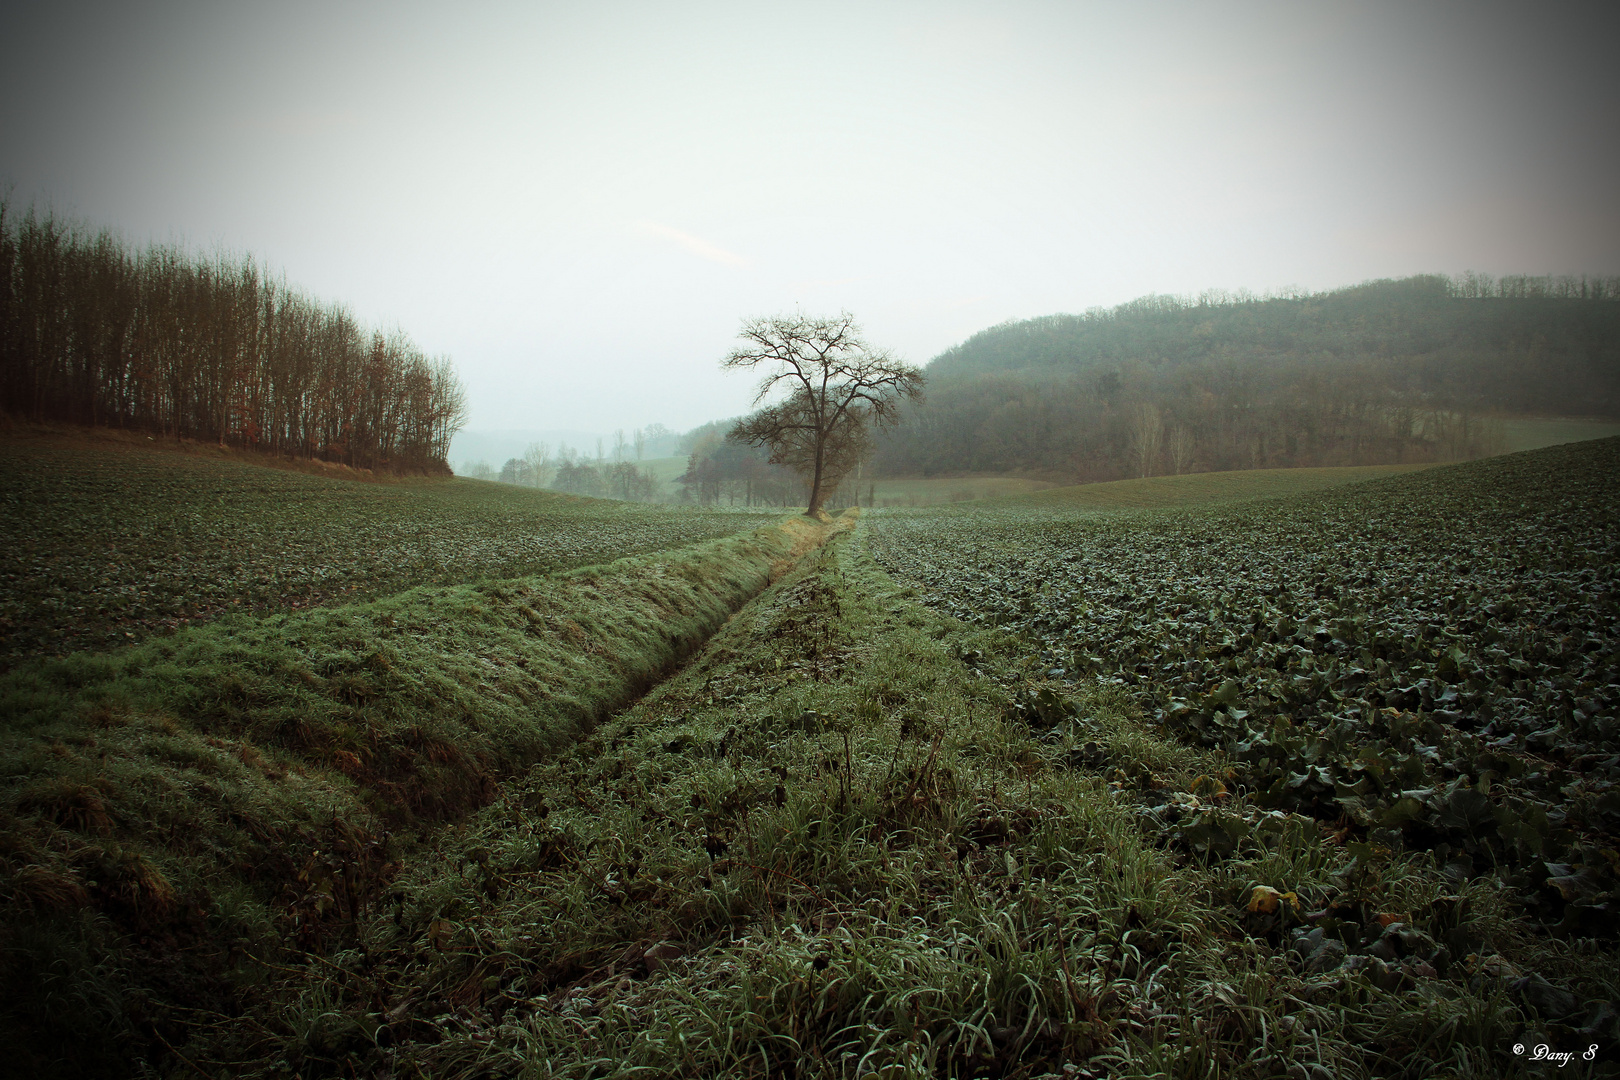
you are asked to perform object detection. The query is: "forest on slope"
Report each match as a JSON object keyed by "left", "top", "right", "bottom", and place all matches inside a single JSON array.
[{"left": 873, "top": 274, "right": 1620, "bottom": 482}]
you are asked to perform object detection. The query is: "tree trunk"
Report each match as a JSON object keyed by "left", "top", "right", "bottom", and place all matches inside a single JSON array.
[{"left": 806, "top": 438, "right": 826, "bottom": 514}]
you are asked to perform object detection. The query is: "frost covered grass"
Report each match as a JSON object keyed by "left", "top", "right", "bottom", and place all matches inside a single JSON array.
[
  {"left": 0, "top": 515, "right": 829, "bottom": 1077},
  {"left": 183, "top": 510, "right": 1616, "bottom": 1078},
  {"left": 9, "top": 438, "right": 1619, "bottom": 1078}
]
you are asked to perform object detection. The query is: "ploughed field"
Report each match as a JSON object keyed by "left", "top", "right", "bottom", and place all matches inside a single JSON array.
[
  {"left": 0, "top": 436, "right": 776, "bottom": 668},
  {"left": 869, "top": 438, "right": 1620, "bottom": 960}
]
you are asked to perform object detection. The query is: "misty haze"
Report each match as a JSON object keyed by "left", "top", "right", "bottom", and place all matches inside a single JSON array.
[{"left": 2, "top": 2, "right": 1618, "bottom": 1077}]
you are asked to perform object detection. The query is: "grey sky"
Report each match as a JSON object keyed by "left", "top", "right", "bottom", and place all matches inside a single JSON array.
[{"left": 4, "top": 0, "right": 1616, "bottom": 433}]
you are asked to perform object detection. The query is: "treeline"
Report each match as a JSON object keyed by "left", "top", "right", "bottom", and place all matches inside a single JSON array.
[
  {"left": 0, "top": 203, "right": 467, "bottom": 473},
  {"left": 876, "top": 274, "right": 1620, "bottom": 480},
  {"left": 677, "top": 419, "right": 873, "bottom": 508},
  {"left": 678, "top": 424, "right": 799, "bottom": 507},
  {"left": 552, "top": 460, "right": 662, "bottom": 501},
  {"left": 460, "top": 423, "right": 832, "bottom": 508},
  {"left": 461, "top": 441, "right": 664, "bottom": 502}
]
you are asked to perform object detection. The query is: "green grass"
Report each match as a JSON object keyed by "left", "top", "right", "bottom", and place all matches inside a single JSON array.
[
  {"left": 0, "top": 514, "right": 833, "bottom": 1077},
  {"left": 180, "top": 522, "right": 1228, "bottom": 1077},
  {"left": 173, "top": 494, "right": 1617, "bottom": 1078},
  {"left": 0, "top": 432, "right": 775, "bottom": 668},
  {"left": 636, "top": 454, "right": 693, "bottom": 491},
  {"left": 8, "top": 431, "right": 1619, "bottom": 1078}
]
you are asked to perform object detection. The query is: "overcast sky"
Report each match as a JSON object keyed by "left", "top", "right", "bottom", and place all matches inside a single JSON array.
[{"left": 4, "top": 0, "right": 1616, "bottom": 434}]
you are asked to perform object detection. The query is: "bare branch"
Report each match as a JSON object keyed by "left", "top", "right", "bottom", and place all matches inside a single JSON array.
[{"left": 719, "top": 313, "right": 923, "bottom": 514}]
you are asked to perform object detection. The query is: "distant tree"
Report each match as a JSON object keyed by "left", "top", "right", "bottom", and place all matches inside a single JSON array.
[
  {"left": 679, "top": 418, "right": 736, "bottom": 454},
  {"left": 632, "top": 427, "right": 646, "bottom": 460},
  {"left": 523, "top": 441, "right": 552, "bottom": 487},
  {"left": 869, "top": 275, "right": 1620, "bottom": 483},
  {"left": 1167, "top": 425, "right": 1195, "bottom": 475},
  {"left": 722, "top": 313, "right": 923, "bottom": 515},
  {"left": 551, "top": 460, "right": 605, "bottom": 496},
  {"left": 677, "top": 426, "right": 800, "bottom": 507},
  {"left": 462, "top": 459, "right": 495, "bottom": 482},
  {"left": 637, "top": 423, "right": 671, "bottom": 456},
  {"left": 677, "top": 428, "right": 725, "bottom": 504},
  {"left": 606, "top": 460, "right": 659, "bottom": 501},
  {"left": 1127, "top": 402, "right": 1164, "bottom": 478}
]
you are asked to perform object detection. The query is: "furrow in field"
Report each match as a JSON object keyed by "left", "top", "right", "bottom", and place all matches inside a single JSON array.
[{"left": 0, "top": 514, "right": 842, "bottom": 1076}]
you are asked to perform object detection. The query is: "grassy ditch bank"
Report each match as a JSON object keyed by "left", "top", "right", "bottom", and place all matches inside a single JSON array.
[
  {"left": 0, "top": 514, "right": 834, "bottom": 1078},
  {"left": 186, "top": 524, "right": 1614, "bottom": 1079}
]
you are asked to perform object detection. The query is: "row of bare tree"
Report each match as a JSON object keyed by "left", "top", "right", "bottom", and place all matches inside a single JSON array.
[
  {"left": 0, "top": 203, "right": 467, "bottom": 472},
  {"left": 678, "top": 427, "right": 808, "bottom": 507}
]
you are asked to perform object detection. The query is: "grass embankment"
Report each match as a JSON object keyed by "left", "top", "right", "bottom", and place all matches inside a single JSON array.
[
  {"left": 179, "top": 524, "right": 1208, "bottom": 1077},
  {"left": 0, "top": 515, "right": 833, "bottom": 1078},
  {"left": 0, "top": 427, "right": 777, "bottom": 668},
  {"left": 175, "top": 521, "right": 1558, "bottom": 1080}
]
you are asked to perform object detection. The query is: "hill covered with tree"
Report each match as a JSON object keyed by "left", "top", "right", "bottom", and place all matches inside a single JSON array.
[{"left": 874, "top": 274, "right": 1620, "bottom": 481}]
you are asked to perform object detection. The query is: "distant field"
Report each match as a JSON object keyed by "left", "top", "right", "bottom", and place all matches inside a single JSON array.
[
  {"left": 1009, "top": 462, "right": 1436, "bottom": 511},
  {"left": 1499, "top": 415, "right": 1620, "bottom": 453},
  {"left": 0, "top": 433, "right": 775, "bottom": 668},
  {"left": 868, "top": 475, "right": 1058, "bottom": 506},
  {"left": 637, "top": 453, "right": 690, "bottom": 492}
]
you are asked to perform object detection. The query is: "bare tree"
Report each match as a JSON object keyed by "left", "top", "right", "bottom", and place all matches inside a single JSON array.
[
  {"left": 1167, "top": 425, "right": 1195, "bottom": 475},
  {"left": 632, "top": 427, "right": 646, "bottom": 460},
  {"left": 0, "top": 201, "right": 466, "bottom": 473},
  {"left": 1127, "top": 401, "right": 1164, "bottom": 478},
  {"left": 523, "top": 441, "right": 551, "bottom": 488},
  {"left": 613, "top": 428, "right": 627, "bottom": 462},
  {"left": 722, "top": 313, "right": 923, "bottom": 515}
]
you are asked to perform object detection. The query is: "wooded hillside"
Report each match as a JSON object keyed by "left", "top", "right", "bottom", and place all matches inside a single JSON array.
[
  {"left": 0, "top": 203, "right": 466, "bottom": 473},
  {"left": 875, "top": 275, "right": 1620, "bottom": 481}
]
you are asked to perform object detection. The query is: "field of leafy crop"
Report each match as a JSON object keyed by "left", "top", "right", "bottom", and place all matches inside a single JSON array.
[
  {"left": 870, "top": 440, "right": 1620, "bottom": 1006},
  {"left": 0, "top": 437, "right": 776, "bottom": 668}
]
